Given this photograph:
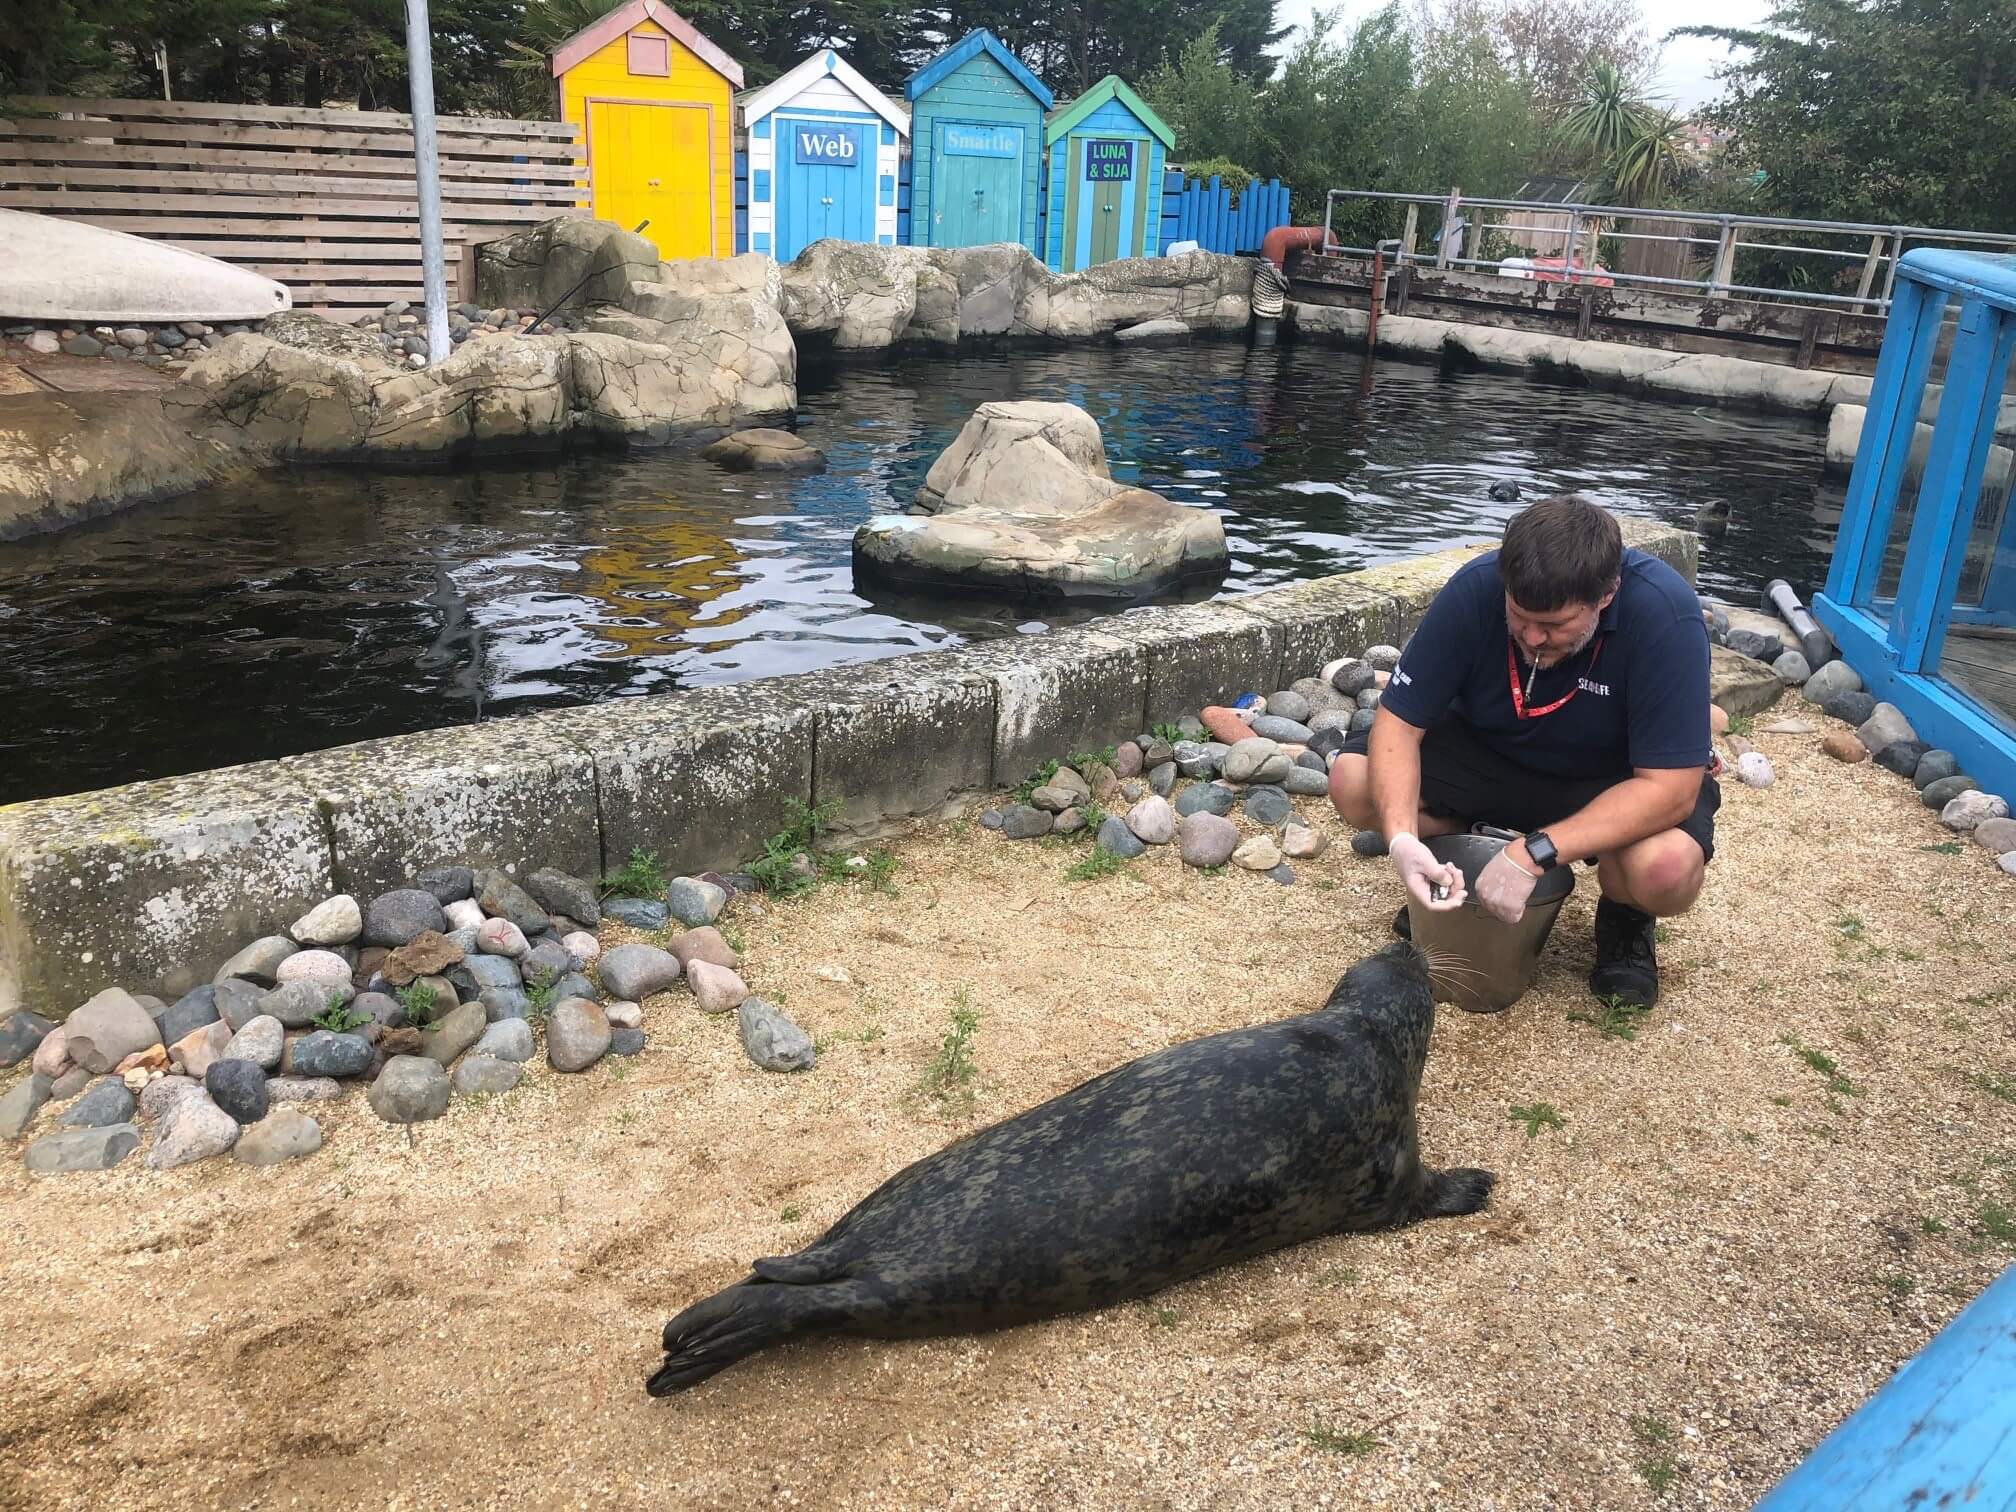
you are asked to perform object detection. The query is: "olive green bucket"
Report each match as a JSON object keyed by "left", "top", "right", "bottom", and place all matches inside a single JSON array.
[{"left": 1406, "top": 827, "right": 1576, "bottom": 1013}]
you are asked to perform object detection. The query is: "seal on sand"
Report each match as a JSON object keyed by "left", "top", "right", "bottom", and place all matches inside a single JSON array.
[{"left": 647, "top": 943, "right": 1492, "bottom": 1395}]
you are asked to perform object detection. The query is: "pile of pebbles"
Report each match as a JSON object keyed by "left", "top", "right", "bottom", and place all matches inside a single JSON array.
[
  {"left": 2, "top": 319, "right": 259, "bottom": 376},
  {"left": 978, "top": 646, "right": 1405, "bottom": 882},
  {"left": 2, "top": 863, "right": 816, "bottom": 1178},
  {"left": 348, "top": 300, "right": 581, "bottom": 368}
]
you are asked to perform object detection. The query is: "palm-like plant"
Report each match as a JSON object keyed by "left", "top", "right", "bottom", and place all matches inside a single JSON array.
[
  {"left": 1606, "top": 109, "right": 1687, "bottom": 206},
  {"left": 1554, "top": 62, "right": 1680, "bottom": 207}
]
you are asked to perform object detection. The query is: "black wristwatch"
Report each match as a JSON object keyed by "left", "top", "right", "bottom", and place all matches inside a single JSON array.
[{"left": 1523, "top": 831, "right": 1560, "bottom": 871}]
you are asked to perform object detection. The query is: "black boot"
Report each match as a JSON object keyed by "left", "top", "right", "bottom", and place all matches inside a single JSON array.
[{"left": 1589, "top": 897, "right": 1659, "bottom": 1009}]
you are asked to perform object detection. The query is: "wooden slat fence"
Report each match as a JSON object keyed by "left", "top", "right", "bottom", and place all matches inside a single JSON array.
[
  {"left": 0, "top": 97, "right": 585, "bottom": 318},
  {"left": 1158, "top": 173, "right": 1292, "bottom": 257}
]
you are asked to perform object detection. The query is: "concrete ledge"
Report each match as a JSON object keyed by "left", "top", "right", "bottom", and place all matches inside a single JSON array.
[
  {"left": 1285, "top": 301, "right": 1873, "bottom": 418},
  {"left": 0, "top": 524, "right": 1698, "bottom": 1017}
]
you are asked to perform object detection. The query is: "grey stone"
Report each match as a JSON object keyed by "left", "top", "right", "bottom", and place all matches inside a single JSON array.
[
  {"left": 417, "top": 865, "right": 474, "bottom": 903},
  {"left": 224, "top": 1015, "right": 284, "bottom": 1071},
  {"left": 350, "top": 991, "right": 405, "bottom": 1029},
  {"left": 290, "top": 1030, "right": 374, "bottom": 1078},
  {"left": 1941, "top": 791, "right": 2010, "bottom": 832},
  {"left": 1176, "top": 782, "right": 1236, "bottom": 818},
  {"left": 0, "top": 1011, "right": 55, "bottom": 1068},
  {"left": 1096, "top": 816, "right": 1147, "bottom": 859},
  {"left": 1363, "top": 644, "right": 1403, "bottom": 672},
  {"left": 204, "top": 1059, "right": 271, "bottom": 1123},
  {"left": 1331, "top": 661, "right": 1376, "bottom": 697},
  {"left": 215, "top": 935, "right": 300, "bottom": 987},
  {"left": 1052, "top": 808, "right": 1086, "bottom": 836},
  {"left": 1266, "top": 863, "right": 1297, "bottom": 886},
  {"left": 1874, "top": 740, "right": 1930, "bottom": 778},
  {"left": 1801, "top": 658, "right": 1863, "bottom": 705},
  {"left": 1296, "top": 750, "right": 1327, "bottom": 771},
  {"left": 1119, "top": 780, "right": 1147, "bottom": 802},
  {"left": 290, "top": 894, "right": 362, "bottom": 946},
  {"left": 453, "top": 954, "right": 522, "bottom": 993},
  {"left": 1735, "top": 752, "right": 1776, "bottom": 788},
  {"left": 59, "top": 334, "right": 103, "bottom": 357},
  {"left": 258, "top": 979, "right": 353, "bottom": 1030},
  {"left": 1148, "top": 762, "right": 1178, "bottom": 798},
  {"left": 148, "top": 1091, "right": 239, "bottom": 1168},
  {"left": 525, "top": 867, "right": 600, "bottom": 927},
  {"left": 1223, "top": 738, "right": 1289, "bottom": 784},
  {"left": 1971, "top": 816, "right": 2016, "bottom": 854},
  {"left": 214, "top": 978, "right": 267, "bottom": 1032},
  {"left": 522, "top": 938, "right": 573, "bottom": 985},
  {"left": 1000, "top": 804, "right": 1053, "bottom": 840},
  {"left": 1177, "top": 812, "right": 1239, "bottom": 868},
  {"left": 1914, "top": 750, "right": 1962, "bottom": 789},
  {"left": 547, "top": 998, "right": 611, "bottom": 1072},
  {"left": 978, "top": 808, "right": 1005, "bottom": 830},
  {"left": 480, "top": 986, "right": 533, "bottom": 1022},
  {"left": 24, "top": 1123, "right": 140, "bottom": 1173},
  {"left": 363, "top": 888, "right": 449, "bottom": 947},
  {"left": 472, "top": 1018, "right": 535, "bottom": 1063},
  {"left": 55, "top": 1078, "right": 136, "bottom": 1129},
  {"left": 2002, "top": 854, "right": 2016, "bottom": 878},
  {"left": 1823, "top": 691, "right": 1878, "bottom": 727},
  {"left": 665, "top": 877, "right": 727, "bottom": 927},
  {"left": 604, "top": 897, "right": 670, "bottom": 930},
  {"left": 138, "top": 1074, "right": 200, "bottom": 1121},
  {"left": 49, "top": 1066, "right": 91, "bottom": 1099},
  {"left": 1726, "top": 628, "right": 1784, "bottom": 663},
  {"left": 475, "top": 870, "right": 550, "bottom": 934},
  {"left": 737, "top": 996, "right": 816, "bottom": 1072},
  {"left": 1282, "top": 766, "right": 1330, "bottom": 798},
  {"left": 597, "top": 944, "right": 680, "bottom": 1001},
  {"left": 1, "top": 1073, "right": 52, "bottom": 1139},
  {"left": 419, "top": 1002, "right": 487, "bottom": 1066},
  {"left": 1244, "top": 786, "right": 1293, "bottom": 827},
  {"left": 1921, "top": 775, "right": 1980, "bottom": 809},
  {"left": 234, "top": 1108, "right": 323, "bottom": 1165},
  {"left": 1266, "top": 690, "right": 1312, "bottom": 725},
  {"left": 1772, "top": 650, "right": 1811, "bottom": 685},
  {"left": 1356, "top": 688, "right": 1383, "bottom": 710},
  {"left": 1857, "top": 703, "right": 1917, "bottom": 757},
  {"left": 609, "top": 1026, "right": 646, "bottom": 1056},
  {"left": 63, "top": 989, "right": 162, "bottom": 1073},
  {"left": 158, "top": 986, "right": 221, "bottom": 1047},
  {"left": 548, "top": 970, "right": 596, "bottom": 1004},
  {"left": 1351, "top": 830, "right": 1388, "bottom": 857},
  {"left": 452, "top": 1055, "right": 523, "bottom": 1096},
  {"left": 1248, "top": 714, "right": 1315, "bottom": 744},
  {"left": 266, "top": 1076, "right": 342, "bottom": 1103},
  {"left": 1348, "top": 708, "right": 1377, "bottom": 737},
  {"left": 1172, "top": 740, "right": 1222, "bottom": 777},
  {"left": 368, "top": 1056, "right": 451, "bottom": 1123}
]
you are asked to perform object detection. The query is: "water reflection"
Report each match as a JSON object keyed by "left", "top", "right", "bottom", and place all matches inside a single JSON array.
[{"left": 0, "top": 342, "right": 1835, "bottom": 803}]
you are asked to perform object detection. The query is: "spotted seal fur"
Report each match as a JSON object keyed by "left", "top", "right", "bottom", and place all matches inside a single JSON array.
[{"left": 647, "top": 942, "right": 1491, "bottom": 1395}]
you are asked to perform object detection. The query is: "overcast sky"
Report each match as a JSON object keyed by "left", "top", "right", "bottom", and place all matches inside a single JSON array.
[{"left": 1270, "top": 0, "right": 1775, "bottom": 111}]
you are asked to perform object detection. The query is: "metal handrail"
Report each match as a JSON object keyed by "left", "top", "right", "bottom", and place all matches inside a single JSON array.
[{"left": 1318, "top": 188, "right": 2016, "bottom": 315}]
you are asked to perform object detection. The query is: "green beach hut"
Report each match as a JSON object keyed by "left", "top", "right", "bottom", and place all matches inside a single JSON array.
[
  {"left": 1043, "top": 76, "right": 1175, "bottom": 272},
  {"left": 904, "top": 29, "right": 1053, "bottom": 253}
]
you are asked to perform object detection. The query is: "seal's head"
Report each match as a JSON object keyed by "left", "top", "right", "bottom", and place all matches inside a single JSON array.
[{"left": 1325, "top": 941, "right": 1435, "bottom": 1022}]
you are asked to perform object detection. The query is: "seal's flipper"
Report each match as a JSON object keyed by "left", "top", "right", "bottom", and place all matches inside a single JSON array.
[
  {"left": 750, "top": 1251, "right": 847, "bottom": 1284},
  {"left": 648, "top": 1278, "right": 868, "bottom": 1397},
  {"left": 1417, "top": 1166, "right": 1494, "bottom": 1219}
]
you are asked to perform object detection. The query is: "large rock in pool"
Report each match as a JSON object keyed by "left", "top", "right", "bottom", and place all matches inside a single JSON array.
[
  {"left": 852, "top": 401, "right": 1226, "bottom": 601},
  {"left": 701, "top": 428, "right": 825, "bottom": 473}
]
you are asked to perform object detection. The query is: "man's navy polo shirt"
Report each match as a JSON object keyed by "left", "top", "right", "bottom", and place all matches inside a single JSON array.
[{"left": 1380, "top": 548, "right": 1711, "bottom": 780}]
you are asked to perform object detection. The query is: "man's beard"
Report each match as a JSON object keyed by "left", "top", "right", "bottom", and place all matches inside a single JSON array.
[{"left": 1511, "top": 619, "right": 1597, "bottom": 669}]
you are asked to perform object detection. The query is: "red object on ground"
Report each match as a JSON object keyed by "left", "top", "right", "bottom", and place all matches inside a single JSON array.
[
  {"left": 1199, "top": 705, "right": 1255, "bottom": 745},
  {"left": 1260, "top": 226, "right": 1328, "bottom": 270}
]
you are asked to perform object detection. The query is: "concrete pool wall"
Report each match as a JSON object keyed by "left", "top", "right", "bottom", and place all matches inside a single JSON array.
[{"left": 0, "top": 520, "right": 1695, "bottom": 1020}]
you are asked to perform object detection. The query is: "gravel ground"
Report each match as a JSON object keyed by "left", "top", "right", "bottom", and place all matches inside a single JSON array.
[{"left": 2, "top": 705, "right": 2012, "bottom": 1510}]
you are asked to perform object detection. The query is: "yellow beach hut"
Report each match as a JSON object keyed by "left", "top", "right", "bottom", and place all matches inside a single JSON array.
[{"left": 549, "top": 0, "right": 743, "bottom": 261}]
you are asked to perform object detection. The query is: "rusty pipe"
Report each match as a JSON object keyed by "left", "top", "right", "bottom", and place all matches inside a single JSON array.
[{"left": 1260, "top": 225, "right": 1328, "bottom": 270}]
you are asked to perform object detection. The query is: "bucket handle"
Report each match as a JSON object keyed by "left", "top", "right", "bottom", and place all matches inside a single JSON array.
[{"left": 1471, "top": 823, "right": 1523, "bottom": 843}]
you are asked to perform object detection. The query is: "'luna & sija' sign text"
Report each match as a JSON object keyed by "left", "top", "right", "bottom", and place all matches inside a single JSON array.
[{"left": 1084, "top": 139, "right": 1134, "bottom": 181}]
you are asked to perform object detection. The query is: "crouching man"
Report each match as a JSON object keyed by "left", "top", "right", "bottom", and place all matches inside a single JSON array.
[{"left": 1328, "top": 496, "right": 1717, "bottom": 1008}]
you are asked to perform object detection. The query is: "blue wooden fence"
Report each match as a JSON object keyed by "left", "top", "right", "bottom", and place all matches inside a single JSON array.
[{"left": 1158, "top": 173, "right": 1291, "bottom": 256}]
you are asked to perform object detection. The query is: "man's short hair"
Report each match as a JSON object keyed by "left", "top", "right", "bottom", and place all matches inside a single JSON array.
[{"left": 1499, "top": 495, "right": 1623, "bottom": 611}]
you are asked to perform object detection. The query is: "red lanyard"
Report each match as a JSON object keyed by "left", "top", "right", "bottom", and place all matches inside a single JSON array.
[{"left": 1507, "top": 635, "right": 1604, "bottom": 720}]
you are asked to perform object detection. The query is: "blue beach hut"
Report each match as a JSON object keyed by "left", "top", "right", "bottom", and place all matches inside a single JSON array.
[
  {"left": 1042, "top": 76, "right": 1175, "bottom": 272},
  {"left": 903, "top": 29, "right": 1053, "bottom": 253},
  {"left": 740, "top": 49, "right": 909, "bottom": 262},
  {"left": 1815, "top": 249, "right": 2016, "bottom": 800}
]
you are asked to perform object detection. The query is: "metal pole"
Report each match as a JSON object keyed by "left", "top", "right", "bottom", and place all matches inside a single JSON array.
[{"left": 405, "top": 0, "right": 450, "bottom": 365}]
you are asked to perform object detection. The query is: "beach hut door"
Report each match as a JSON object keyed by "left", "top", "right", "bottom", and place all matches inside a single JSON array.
[
  {"left": 777, "top": 117, "right": 873, "bottom": 260},
  {"left": 936, "top": 122, "right": 1021, "bottom": 246},
  {"left": 587, "top": 100, "right": 712, "bottom": 260}
]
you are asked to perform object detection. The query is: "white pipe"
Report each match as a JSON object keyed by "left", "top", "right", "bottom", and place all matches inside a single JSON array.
[{"left": 405, "top": 0, "right": 451, "bottom": 365}]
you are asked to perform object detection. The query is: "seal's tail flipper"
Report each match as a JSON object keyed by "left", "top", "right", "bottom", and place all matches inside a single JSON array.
[
  {"left": 1417, "top": 1166, "right": 1495, "bottom": 1219},
  {"left": 647, "top": 1278, "right": 861, "bottom": 1397}
]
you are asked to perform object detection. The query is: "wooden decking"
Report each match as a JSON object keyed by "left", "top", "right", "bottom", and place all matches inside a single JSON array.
[{"left": 1942, "top": 625, "right": 2016, "bottom": 725}]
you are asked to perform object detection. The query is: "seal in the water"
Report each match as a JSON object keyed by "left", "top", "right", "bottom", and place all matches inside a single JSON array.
[{"left": 646, "top": 943, "right": 1492, "bottom": 1395}]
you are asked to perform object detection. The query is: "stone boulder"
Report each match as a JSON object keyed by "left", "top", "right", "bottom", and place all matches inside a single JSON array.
[
  {"left": 853, "top": 401, "right": 1226, "bottom": 601},
  {"left": 701, "top": 428, "right": 825, "bottom": 473},
  {"left": 474, "top": 217, "right": 661, "bottom": 312},
  {"left": 779, "top": 241, "right": 1253, "bottom": 351},
  {"left": 0, "top": 391, "right": 241, "bottom": 544},
  {"left": 365, "top": 335, "right": 572, "bottom": 454}
]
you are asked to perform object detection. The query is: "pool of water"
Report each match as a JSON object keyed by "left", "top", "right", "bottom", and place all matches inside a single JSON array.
[{"left": 0, "top": 342, "right": 1843, "bottom": 805}]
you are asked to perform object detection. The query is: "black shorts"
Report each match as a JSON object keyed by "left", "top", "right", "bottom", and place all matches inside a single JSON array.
[{"left": 1341, "top": 718, "right": 1719, "bottom": 864}]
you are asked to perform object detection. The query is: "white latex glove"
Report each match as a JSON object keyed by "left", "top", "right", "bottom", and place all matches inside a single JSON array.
[
  {"left": 1475, "top": 847, "right": 1540, "bottom": 924},
  {"left": 1390, "top": 833, "right": 1466, "bottom": 911}
]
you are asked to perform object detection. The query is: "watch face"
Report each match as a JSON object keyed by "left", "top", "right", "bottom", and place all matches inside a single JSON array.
[{"left": 1527, "top": 833, "right": 1557, "bottom": 869}]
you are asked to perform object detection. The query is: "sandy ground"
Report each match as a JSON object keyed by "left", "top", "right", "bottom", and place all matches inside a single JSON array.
[{"left": 3, "top": 702, "right": 2014, "bottom": 1511}]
